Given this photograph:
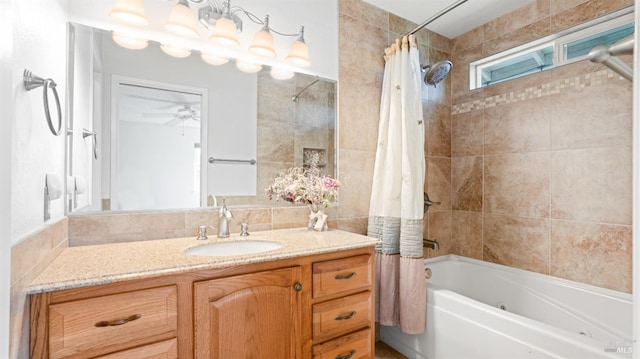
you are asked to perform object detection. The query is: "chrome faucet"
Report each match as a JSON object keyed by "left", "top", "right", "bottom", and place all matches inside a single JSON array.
[
  {"left": 423, "top": 238, "right": 439, "bottom": 251},
  {"left": 218, "top": 199, "right": 233, "bottom": 238}
]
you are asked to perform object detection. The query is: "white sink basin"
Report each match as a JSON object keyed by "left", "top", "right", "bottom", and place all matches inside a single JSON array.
[{"left": 185, "top": 239, "right": 283, "bottom": 257}]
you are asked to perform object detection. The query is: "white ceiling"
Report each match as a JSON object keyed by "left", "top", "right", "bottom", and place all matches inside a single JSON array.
[{"left": 362, "top": 0, "right": 535, "bottom": 39}]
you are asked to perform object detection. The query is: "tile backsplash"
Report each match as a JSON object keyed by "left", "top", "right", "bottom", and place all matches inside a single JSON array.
[
  {"left": 10, "top": 218, "right": 68, "bottom": 358},
  {"left": 67, "top": 206, "right": 338, "bottom": 246}
]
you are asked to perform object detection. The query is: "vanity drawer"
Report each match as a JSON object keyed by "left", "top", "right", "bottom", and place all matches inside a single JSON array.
[
  {"left": 312, "top": 291, "right": 372, "bottom": 342},
  {"left": 312, "top": 328, "right": 372, "bottom": 359},
  {"left": 94, "top": 339, "right": 178, "bottom": 359},
  {"left": 312, "top": 254, "right": 372, "bottom": 298},
  {"left": 48, "top": 285, "right": 178, "bottom": 359}
]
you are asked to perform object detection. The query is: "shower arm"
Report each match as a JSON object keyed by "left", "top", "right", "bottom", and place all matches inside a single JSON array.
[
  {"left": 588, "top": 35, "right": 634, "bottom": 82},
  {"left": 292, "top": 78, "right": 320, "bottom": 102}
]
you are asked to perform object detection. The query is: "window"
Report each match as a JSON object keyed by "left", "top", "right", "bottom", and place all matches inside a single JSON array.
[
  {"left": 563, "top": 22, "right": 634, "bottom": 62},
  {"left": 469, "top": 7, "right": 634, "bottom": 90}
]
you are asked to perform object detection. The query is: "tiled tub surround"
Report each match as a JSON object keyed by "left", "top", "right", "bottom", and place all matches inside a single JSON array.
[{"left": 443, "top": 0, "right": 633, "bottom": 293}]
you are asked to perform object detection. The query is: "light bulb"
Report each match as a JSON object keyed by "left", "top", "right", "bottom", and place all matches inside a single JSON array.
[
  {"left": 201, "top": 52, "right": 229, "bottom": 65},
  {"left": 286, "top": 40, "right": 310, "bottom": 67},
  {"left": 112, "top": 32, "right": 148, "bottom": 50},
  {"left": 160, "top": 43, "right": 192, "bottom": 58},
  {"left": 165, "top": 0, "right": 198, "bottom": 38},
  {"left": 210, "top": 16, "right": 240, "bottom": 47},
  {"left": 109, "top": 0, "right": 149, "bottom": 26},
  {"left": 270, "top": 67, "right": 294, "bottom": 80},
  {"left": 236, "top": 60, "right": 262, "bottom": 73},
  {"left": 286, "top": 27, "right": 310, "bottom": 67},
  {"left": 249, "top": 30, "right": 276, "bottom": 57}
]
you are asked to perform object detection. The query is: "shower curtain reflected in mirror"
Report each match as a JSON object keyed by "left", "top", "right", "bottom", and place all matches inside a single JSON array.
[{"left": 368, "top": 35, "right": 426, "bottom": 334}]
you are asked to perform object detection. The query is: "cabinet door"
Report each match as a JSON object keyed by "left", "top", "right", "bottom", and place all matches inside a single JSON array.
[{"left": 194, "top": 267, "right": 303, "bottom": 359}]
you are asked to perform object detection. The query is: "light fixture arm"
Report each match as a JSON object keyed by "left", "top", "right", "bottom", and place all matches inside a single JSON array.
[
  {"left": 196, "top": 0, "right": 303, "bottom": 39},
  {"left": 271, "top": 25, "right": 303, "bottom": 38}
]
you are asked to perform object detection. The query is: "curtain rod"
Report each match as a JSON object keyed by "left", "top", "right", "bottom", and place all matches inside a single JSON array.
[{"left": 405, "top": 0, "right": 469, "bottom": 36}]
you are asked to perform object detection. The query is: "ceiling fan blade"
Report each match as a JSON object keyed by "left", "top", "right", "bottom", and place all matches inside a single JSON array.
[
  {"left": 142, "top": 113, "right": 176, "bottom": 118},
  {"left": 163, "top": 117, "right": 183, "bottom": 126}
]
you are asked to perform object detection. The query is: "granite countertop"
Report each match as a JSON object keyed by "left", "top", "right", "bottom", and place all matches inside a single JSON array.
[{"left": 27, "top": 228, "right": 379, "bottom": 294}]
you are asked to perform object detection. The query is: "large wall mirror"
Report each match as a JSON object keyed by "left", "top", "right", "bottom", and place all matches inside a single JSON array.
[{"left": 66, "top": 23, "right": 336, "bottom": 213}]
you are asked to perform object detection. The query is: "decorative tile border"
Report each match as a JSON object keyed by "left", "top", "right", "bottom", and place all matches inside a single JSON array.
[{"left": 452, "top": 69, "right": 622, "bottom": 115}]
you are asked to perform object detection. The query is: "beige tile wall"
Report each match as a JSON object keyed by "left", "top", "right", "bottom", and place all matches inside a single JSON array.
[
  {"left": 10, "top": 218, "right": 68, "bottom": 358},
  {"left": 447, "top": 0, "right": 633, "bottom": 293},
  {"left": 336, "top": 0, "right": 453, "bottom": 237},
  {"left": 225, "top": 72, "right": 336, "bottom": 206}
]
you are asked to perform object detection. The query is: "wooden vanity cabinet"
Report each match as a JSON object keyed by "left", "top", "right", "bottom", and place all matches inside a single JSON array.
[
  {"left": 30, "top": 246, "right": 375, "bottom": 359},
  {"left": 311, "top": 254, "right": 375, "bottom": 359},
  {"left": 193, "top": 267, "right": 303, "bottom": 358}
]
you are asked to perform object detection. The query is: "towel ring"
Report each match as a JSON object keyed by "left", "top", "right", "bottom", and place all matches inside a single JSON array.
[
  {"left": 23, "top": 69, "right": 63, "bottom": 136},
  {"left": 82, "top": 128, "right": 98, "bottom": 160}
]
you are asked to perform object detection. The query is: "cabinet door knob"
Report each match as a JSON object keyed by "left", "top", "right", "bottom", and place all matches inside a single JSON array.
[
  {"left": 294, "top": 282, "right": 303, "bottom": 291},
  {"left": 334, "top": 311, "right": 356, "bottom": 321},
  {"left": 335, "top": 349, "right": 356, "bottom": 359},
  {"left": 95, "top": 313, "right": 141, "bottom": 327},
  {"left": 335, "top": 272, "right": 357, "bottom": 280}
]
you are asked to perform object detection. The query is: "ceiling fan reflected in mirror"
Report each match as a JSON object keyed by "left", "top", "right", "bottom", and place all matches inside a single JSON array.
[{"left": 142, "top": 104, "right": 201, "bottom": 127}]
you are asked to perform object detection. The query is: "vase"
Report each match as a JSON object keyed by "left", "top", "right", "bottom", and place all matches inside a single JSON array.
[{"left": 307, "top": 204, "right": 328, "bottom": 231}]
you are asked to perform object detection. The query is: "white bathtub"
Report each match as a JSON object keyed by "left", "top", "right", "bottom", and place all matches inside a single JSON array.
[{"left": 380, "top": 255, "right": 633, "bottom": 359}]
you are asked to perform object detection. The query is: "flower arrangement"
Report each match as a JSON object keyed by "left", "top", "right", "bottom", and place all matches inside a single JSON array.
[{"left": 265, "top": 164, "right": 340, "bottom": 208}]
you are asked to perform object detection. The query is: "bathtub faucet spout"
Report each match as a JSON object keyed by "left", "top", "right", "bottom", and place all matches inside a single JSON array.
[{"left": 423, "top": 238, "right": 439, "bottom": 251}]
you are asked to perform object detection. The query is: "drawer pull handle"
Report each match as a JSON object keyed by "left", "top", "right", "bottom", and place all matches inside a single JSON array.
[
  {"left": 95, "top": 314, "right": 141, "bottom": 327},
  {"left": 335, "top": 311, "right": 357, "bottom": 321},
  {"left": 335, "top": 272, "right": 357, "bottom": 280},
  {"left": 335, "top": 349, "right": 356, "bottom": 359}
]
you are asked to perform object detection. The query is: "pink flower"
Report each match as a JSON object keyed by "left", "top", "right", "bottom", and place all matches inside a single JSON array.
[{"left": 323, "top": 177, "right": 340, "bottom": 189}]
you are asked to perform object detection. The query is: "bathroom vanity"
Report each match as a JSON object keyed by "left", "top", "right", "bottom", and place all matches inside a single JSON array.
[{"left": 28, "top": 229, "right": 377, "bottom": 359}]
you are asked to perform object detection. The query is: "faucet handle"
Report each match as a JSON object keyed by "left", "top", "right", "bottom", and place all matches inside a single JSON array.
[{"left": 240, "top": 223, "right": 249, "bottom": 236}]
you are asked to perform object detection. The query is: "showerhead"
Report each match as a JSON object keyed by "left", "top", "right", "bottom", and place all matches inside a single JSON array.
[{"left": 422, "top": 60, "right": 453, "bottom": 87}]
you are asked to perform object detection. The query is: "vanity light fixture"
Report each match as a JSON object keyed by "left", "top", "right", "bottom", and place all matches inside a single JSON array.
[
  {"left": 270, "top": 67, "right": 295, "bottom": 80},
  {"left": 208, "top": 1, "right": 241, "bottom": 47},
  {"left": 200, "top": 0, "right": 310, "bottom": 66},
  {"left": 285, "top": 27, "right": 310, "bottom": 67},
  {"left": 235, "top": 59, "right": 262, "bottom": 73},
  {"left": 248, "top": 16, "right": 276, "bottom": 57},
  {"left": 201, "top": 52, "right": 230, "bottom": 65},
  {"left": 109, "top": 0, "right": 149, "bottom": 26},
  {"left": 111, "top": 32, "right": 149, "bottom": 50},
  {"left": 165, "top": 0, "right": 199, "bottom": 38},
  {"left": 160, "top": 43, "right": 192, "bottom": 58},
  {"left": 108, "top": 0, "right": 310, "bottom": 68}
]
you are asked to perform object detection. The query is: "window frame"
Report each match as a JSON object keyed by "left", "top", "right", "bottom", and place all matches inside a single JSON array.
[{"left": 469, "top": 6, "right": 634, "bottom": 90}]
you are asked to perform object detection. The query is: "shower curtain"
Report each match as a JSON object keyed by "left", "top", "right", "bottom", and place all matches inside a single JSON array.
[{"left": 368, "top": 35, "right": 426, "bottom": 334}]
